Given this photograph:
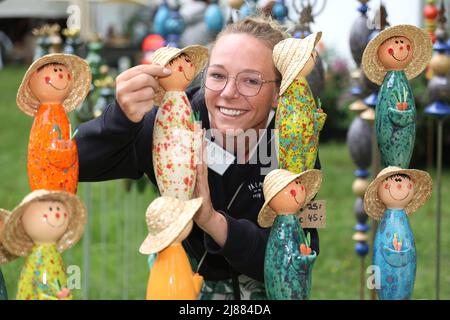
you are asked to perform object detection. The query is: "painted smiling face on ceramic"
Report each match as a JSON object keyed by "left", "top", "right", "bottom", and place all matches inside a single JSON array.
[
  {"left": 21, "top": 200, "right": 70, "bottom": 244},
  {"left": 377, "top": 36, "right": 413, "bottom": 70},
  {"left": 378, "top": 174, "right": 415, "bottom": 209},
  {"left": 159, "top": 53, "right": 195, "bottom": 91},
  {"left": 28, "top": 63, "right": 72, "bottom": 105},
  {"left": 269, "top": 179, "right": 307, "bottom": 215}
]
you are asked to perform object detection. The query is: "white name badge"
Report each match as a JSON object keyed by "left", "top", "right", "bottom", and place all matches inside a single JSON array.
[{"left": 206, "top": 138, "right": 236, "bottom": 176}]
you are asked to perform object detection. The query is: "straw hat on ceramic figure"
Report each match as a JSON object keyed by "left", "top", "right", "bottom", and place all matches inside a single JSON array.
[
  {"left": 258, "top": 169, "right": 322, "bottom": 228},
  {"left": 363, "top": 166, "right": 433, "bottom": 221},
  {"left": 0, "top": 209, "right": 17, "bottom": 265},
  {"left": 362, "top": 24, "right": 432, "bottom": 85},
  {"left": 16, "top": 53, "right": 91, "bottom": 116},
  {"left": 140, "top": 196, "right": 203, "bottom": 255},
  {"left": 273, "top": 32, "right": 322, "bottom": 96},
  {"left": 2, "top": 190, "right": 87, "bottom": 257},
  {"left": 150, "top": 45, "right": 209, "bottom": 106}
]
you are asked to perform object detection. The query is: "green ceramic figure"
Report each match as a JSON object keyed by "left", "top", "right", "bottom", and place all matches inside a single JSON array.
[
  {"left": 257, "top": 169, "right": 322, "bottom": 300},
  {"left": 362, "top": 25, "right": 432, "bottom": 168}
]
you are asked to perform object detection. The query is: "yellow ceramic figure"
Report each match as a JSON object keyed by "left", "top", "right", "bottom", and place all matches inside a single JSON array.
[
  {"left": 151, "top": 46, "right": 208, "bottom": 200},
  {"left": 2, "top": 190, "right": 87, "bottom": 300},
  {"left": 139, "top": 197, "right": 203, "bottom": 300},
  {"left": 273, "top": 33, "right": 326, "bottom": 173}
]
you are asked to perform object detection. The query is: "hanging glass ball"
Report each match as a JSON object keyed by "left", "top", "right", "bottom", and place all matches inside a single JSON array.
[
  {"left": 272, "top": 1, "right": 287, "bottom": 21},
  {"left": 205, "top": 3, "right": 224, "bottom": 33},
  {"left": 153, "top": 4, "right": 170, "bottom": 37},
  {"left": 165, "top": 11, "right": 185, "bottom": 36}
]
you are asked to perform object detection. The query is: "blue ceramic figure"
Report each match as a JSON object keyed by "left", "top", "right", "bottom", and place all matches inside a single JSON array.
[
  {"left": 362, "top": 25, "right": 432, "bottom": 168},
  {"left": 258, "top": 169, "right": 322, "bottom": 300},
  {"left": 364, "top": 167, "right": 432, "bottom": 300}
]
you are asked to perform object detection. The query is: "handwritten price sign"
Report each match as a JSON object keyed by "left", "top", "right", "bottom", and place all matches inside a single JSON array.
[{"left": 298, "top": 200, "right": 326, "bottom": 229}]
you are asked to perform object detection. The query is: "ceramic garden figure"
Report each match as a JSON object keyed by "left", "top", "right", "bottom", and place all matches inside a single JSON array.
[
  {"left": 151, "top": 46, "right": 208, "bottom": 200},
  {"left": 364, "top": 166, "right": 432, "bottom": 300},
  {"left": 0, "top": 209, "right": 17, "bottom": 300},
  {"left": 140, "top": 196, "right": 204, "bottom": 300},
  {"left": 362, "top": 25, "right": 432, "bottom": 168},
  {"left": 273, "top": 33, "right": 327, "bottom": 173},
  {"left": 17, "top": 53, "right": 91, "bottom": 194},
  {"left": 257, "top": 168, "right": 322, "bottom": 300},
  {"left": 2, "top": 190, "right": 87, "bottom": 300}
]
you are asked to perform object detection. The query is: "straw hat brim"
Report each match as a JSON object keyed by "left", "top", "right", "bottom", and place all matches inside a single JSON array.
[
  {"left": 0, "top": 209, "right": 17, "bottom": 264},
  {"left": 258, "top": 169, "right": 323, "bottom": 228},
  {"left": 139, "top": 197, "right": 203, "bottom": 255},
  {"left": 2, "top": 190, "right": 87, "bottom": 257},
  {"left": 362, "top": 25, "right": 432, "bottom": 85},
  {"left": 151, "top": 45, "right": 209, "bottom": 106},
  {"left": 274, "top": 32, "right": 322, "bottom": 96},
  {"left": 363, "top": 167, "right": 433, "bottom": 220},
  {"left": 16, "top": 53, "right": 92, "bottom": 116}
]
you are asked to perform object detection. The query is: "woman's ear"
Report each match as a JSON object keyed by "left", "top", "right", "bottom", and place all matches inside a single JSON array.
[{"left": 272, "top": 93, "right": 279, "bottom": 109}]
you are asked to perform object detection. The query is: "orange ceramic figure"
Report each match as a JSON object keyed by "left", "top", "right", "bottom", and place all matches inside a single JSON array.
[
  {"left": 17, "top": 54, "right": 91, "bottom": 194},
  {"left": 140, "top": 197, "right": 203, "bottom": 300},
  {"left": 151, "top": 46, "right": 208, "bottom": 200}
]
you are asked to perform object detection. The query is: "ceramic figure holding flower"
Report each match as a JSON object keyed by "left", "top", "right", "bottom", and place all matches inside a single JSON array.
[
  {"left": 362, "top": 25, "right": 432, "bottom": 168},
  {"left": 16, "top": 53, "right": 91, "bottom": 193},
  {"left": 273, "top": 33, "right": 326, "bottom": 173},
  {"left": 364, "top": 166, "right": 432, "bottom": 299},
  {"left": 258, "top": 168, "right": 322, "bottom": 299},
  {"left": 2, "top": 190, "right": 87, "bottom": 300}
]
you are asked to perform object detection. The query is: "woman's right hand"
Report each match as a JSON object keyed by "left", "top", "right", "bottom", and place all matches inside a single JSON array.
[{"left": 115, "top": 64, "right": 172, "bottom": 123}]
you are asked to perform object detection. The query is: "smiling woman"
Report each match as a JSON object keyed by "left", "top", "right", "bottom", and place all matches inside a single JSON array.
[{"left": 76, "top": 15, "right": 322, "bottom": 300}]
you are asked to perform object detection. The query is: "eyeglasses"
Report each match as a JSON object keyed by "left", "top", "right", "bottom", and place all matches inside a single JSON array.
[{"left": 202, "top": 66, "right": 280, "bottom": 97}]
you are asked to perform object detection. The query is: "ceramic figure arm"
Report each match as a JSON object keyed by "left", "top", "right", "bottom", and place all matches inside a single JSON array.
[{"left": 387, "top": 108, "right": 415, "bottom": 127}]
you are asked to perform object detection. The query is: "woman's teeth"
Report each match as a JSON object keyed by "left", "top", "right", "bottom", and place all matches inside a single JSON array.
[{"left": 219, "top": 107, "right": 246, "bottom": 117}]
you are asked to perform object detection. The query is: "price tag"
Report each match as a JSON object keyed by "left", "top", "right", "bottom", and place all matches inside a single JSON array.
[{"left": 298, "top": 200, "right": 326, "bottom": 229}]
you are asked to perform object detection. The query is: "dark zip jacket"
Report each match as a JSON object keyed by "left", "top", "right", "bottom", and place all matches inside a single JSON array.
[{"left": 75, "top": 87, "right": 320, "bottom": 283}]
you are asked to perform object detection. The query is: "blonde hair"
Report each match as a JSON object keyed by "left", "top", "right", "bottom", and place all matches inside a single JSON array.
[
  {"left": 213, "top": 16, "right": 289, "bottom": 79},
  {"left": 216, "top": 16, "right": 289, "bottom": 51}
]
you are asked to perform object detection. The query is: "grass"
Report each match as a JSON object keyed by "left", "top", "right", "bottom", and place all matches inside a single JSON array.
[{"left": 0, "top": 66, "right": 449, "bottom": 300}]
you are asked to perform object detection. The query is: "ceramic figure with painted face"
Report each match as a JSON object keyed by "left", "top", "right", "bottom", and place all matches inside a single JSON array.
[
  {"left": 16, "top": 54, "right": 91, "bottom": 193},
  {"left": 362, "top": 25, "right": 432, "bottom": 168},
  {"left": 1, "top": 190, "right": 86, "bottom": 300},
  {"left": 151, "top": 46, "right": 208, "bottom": 200},
  {"left": 257, "top": 169, "right": 322, "bottom": 299},
  {"left": 273, "top": 33, "right": 326, "bottom": 173},
  {"left": 140, "top": 197, "right": 203, "bottom": 300},
  {"left": 364, "top": 167, "right": 432, "bottom": 299}
]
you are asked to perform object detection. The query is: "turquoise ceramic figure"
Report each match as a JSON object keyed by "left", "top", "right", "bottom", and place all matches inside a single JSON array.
[
  {"left": 364, "top": 167, "right": 432, "bottom": 300},
  {"left": 273, "top": 33, "right": 327, "bottom": 173},
  {"left": 258, "top": 169, "right": 322, "bottom": 300},
  {"left": 362, "top": 25, "right": 432, "bottom": 168}
]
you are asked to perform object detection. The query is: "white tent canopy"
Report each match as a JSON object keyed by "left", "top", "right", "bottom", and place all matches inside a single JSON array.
[{"left": 0, "top": 0, "right": 69, "bottom": 18}]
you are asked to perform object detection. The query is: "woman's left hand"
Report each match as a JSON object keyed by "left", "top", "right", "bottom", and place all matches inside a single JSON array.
[
  {"left": 192, "top": 129, "right": 214, "bottom": 227},
  {"left": 192, "top": 129, "right": 228, "bottom": 247}
]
